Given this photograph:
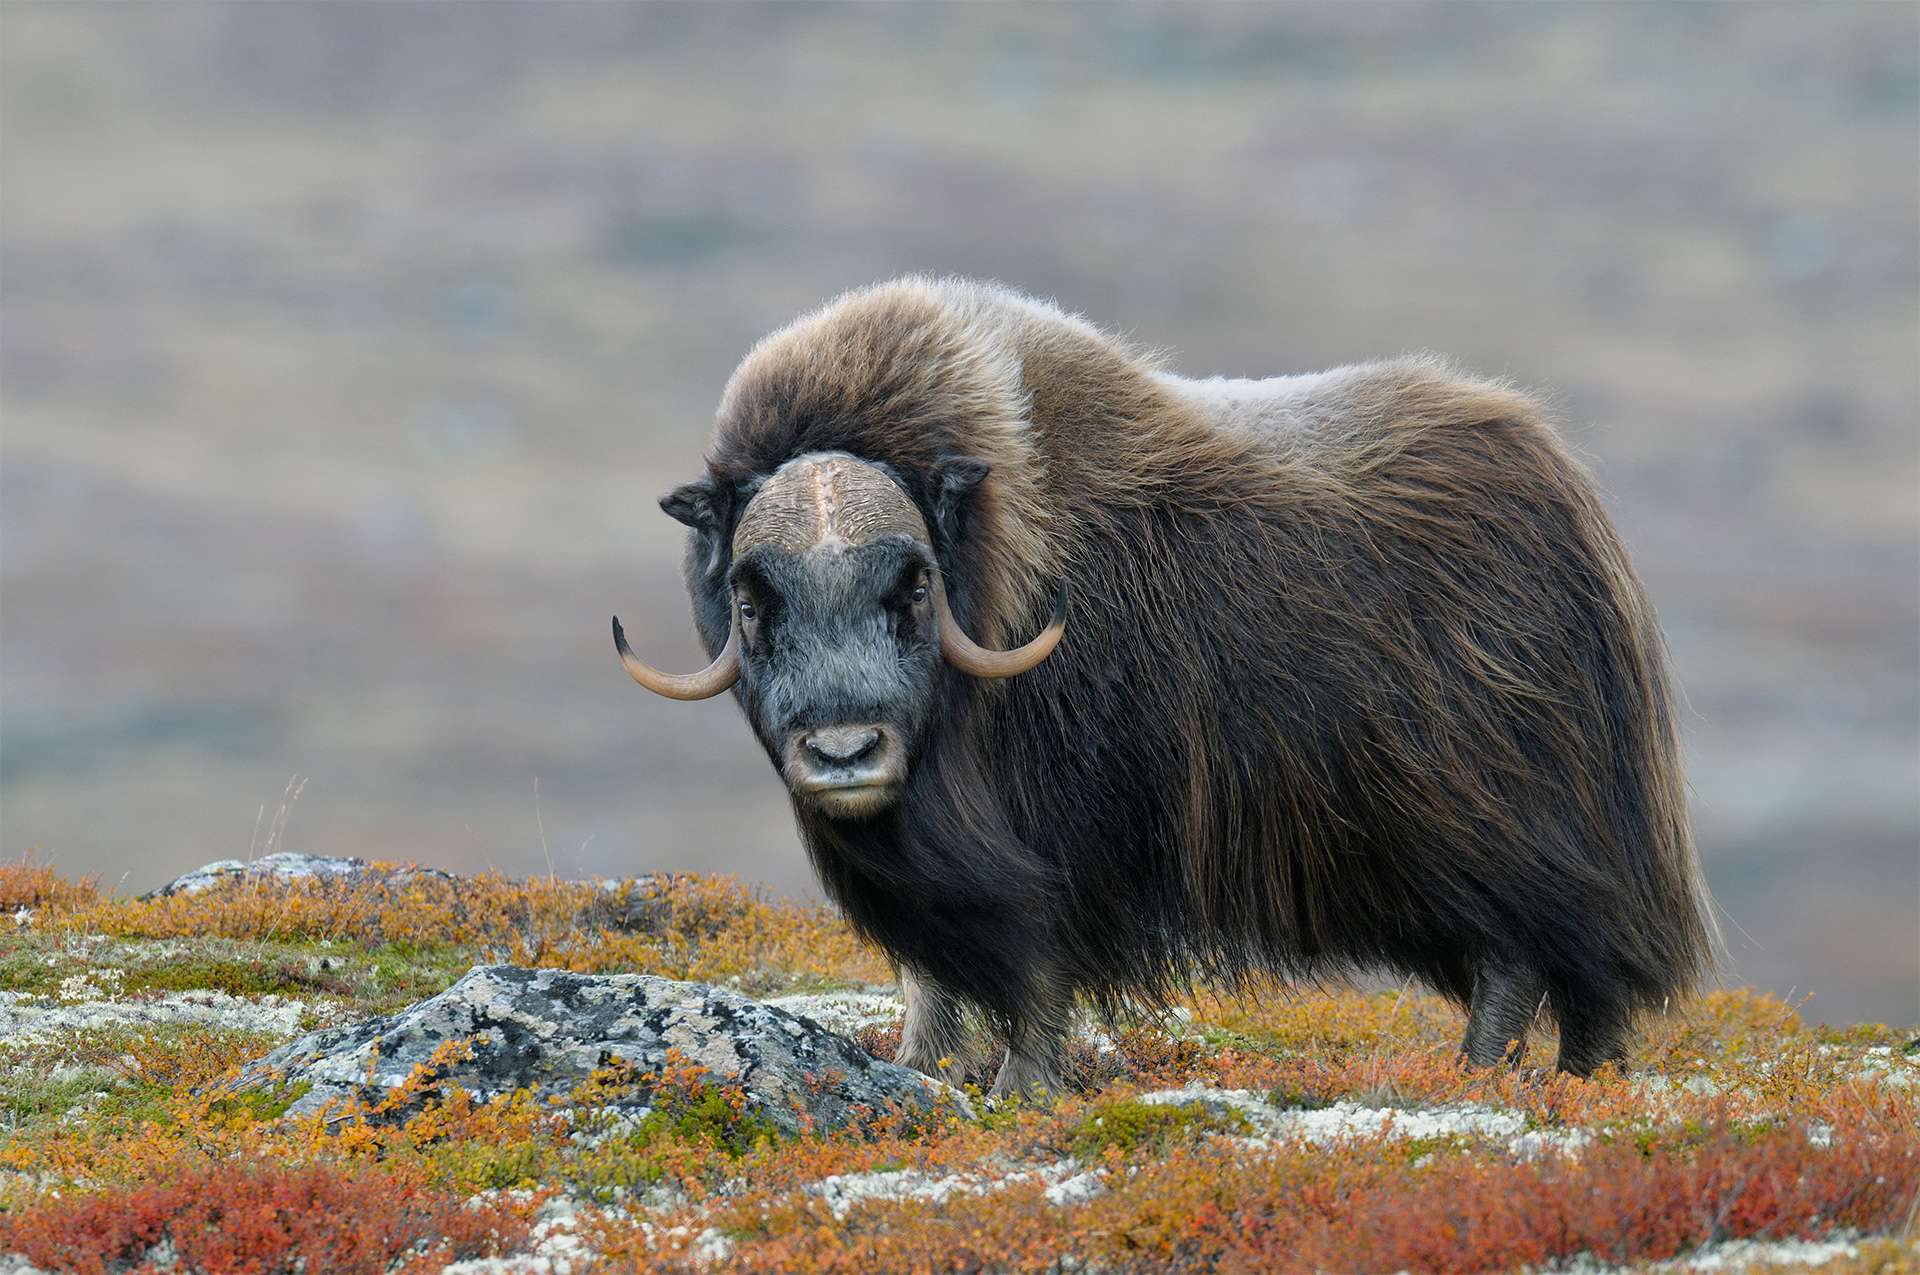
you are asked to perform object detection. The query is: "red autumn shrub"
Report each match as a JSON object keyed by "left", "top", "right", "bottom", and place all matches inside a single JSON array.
[
  {"left": 647, "top": 1102, "right": 1917, "bottom": 1274},
  {"left": 0, "top": 1159, "right": 531, "bottom": 1275},
  {"left": 1254, "top": 1118, "right": 1917, "bottom": 1273}
]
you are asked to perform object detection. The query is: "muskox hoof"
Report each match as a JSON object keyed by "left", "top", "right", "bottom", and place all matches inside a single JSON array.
[
  {"left": 893, "top": 1045, "right": 969, "bottom": 1087},
  {"left": 988, "top": 1053, "right": 1065, "bottom": 1105}
]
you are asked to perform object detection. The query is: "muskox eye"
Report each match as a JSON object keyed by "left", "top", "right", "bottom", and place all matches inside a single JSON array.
[
  {"left": 737, "top": 598, "right": 756, "bottom": 621},
  {"left": 911, "top": 583, "right": 928, "bottom": 605}
]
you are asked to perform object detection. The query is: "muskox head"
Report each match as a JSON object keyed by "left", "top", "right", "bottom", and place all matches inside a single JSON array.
[{"left": 613, "top": 452, "right": 1065, "bottom": 819}]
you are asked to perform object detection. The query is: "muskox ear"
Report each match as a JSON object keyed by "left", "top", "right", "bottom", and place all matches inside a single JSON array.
[
  {"left": 660, "top": 475, "right": 740, "bottom": 581},
  {"left": 928, "top": 457, "right": 991, "bottom": 552},
  {"left": 660, "top": 476, "right": 722, "bottom": 531}
]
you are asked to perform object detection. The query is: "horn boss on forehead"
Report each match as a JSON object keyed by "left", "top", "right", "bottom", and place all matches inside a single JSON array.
[{"left": 731, "top": 454, "right": 931, "bottom": 555}]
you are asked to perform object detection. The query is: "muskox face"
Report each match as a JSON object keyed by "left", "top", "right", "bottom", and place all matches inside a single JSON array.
[
  {"left": 612, "top": 451, "right": 1066, "bottom": 821},
  {"left": 727, "top": 535, "right": 940, "bottom": 818}
]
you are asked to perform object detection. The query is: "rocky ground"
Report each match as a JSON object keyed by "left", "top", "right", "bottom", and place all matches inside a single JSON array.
[{"left": 1, "top": 855, "right": 1914, "bottom": 1273}]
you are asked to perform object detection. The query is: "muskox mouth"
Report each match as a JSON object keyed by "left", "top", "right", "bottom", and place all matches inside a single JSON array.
[{"left": 793, "top": 777, "right": 900, "bottom": 819}]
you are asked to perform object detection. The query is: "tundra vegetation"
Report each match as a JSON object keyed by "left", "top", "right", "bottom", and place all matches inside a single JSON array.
[{"left": 0, "top": 856, "right": 1914, "bottom": 1273}]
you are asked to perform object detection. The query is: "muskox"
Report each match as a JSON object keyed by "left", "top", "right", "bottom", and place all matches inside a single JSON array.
[{"left": 614, "top": 277, "right": 1716, "bottom": 1097}]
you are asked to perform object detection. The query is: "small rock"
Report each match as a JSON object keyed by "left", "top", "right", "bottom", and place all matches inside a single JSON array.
[
  {"left": 589, "top": 874, "right": 705, "bottom": 934},
  {"left": 217, "top": 966, "right": 963, "bottom": 1135}
]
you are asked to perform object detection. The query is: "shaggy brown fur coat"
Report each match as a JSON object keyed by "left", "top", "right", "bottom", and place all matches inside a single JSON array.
[{"left": 674, "top": 278, "right": 1715, "bottom": 1081}]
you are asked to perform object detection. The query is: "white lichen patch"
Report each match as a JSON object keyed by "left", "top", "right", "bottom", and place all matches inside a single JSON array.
[
  {"left": 55, "top": 968, "right": 123, "bottom": 1002},
  {"left": 806, "top": 1158, "right": 1090, "bottom": 1218},
  {"left": 1043, "top": 1167, "right": 1105, "bottom": 1205},
  {"left": 688, "top": 1227, "right": 735, "bottom": 1265},
  {"left": 1142, "top": 1086, "right": 1526, "bottom": 1141},
  {"left": 1543, "top": 1233, "right": 1865, "bottom": 1272},
  {"left": 1673, "top": 1236, "right": 1860, "bottom": 1270},
  {"left": 1857, "top": 1044, "right": 1917, "bottom": 1088},
  {"left": 0, "top": 987, "right": 308, "bottom": 1041},
  {"left": 808, "top": 1167, "right": 993, "bottom": 1216},
  {"left": 757, "top": 991, "right": 1180, "bottom": 1055},
  {"left": 1634, "top": 1072, "right": 1726, "bottom": 1104},
  {"left": 444, "top": 1193, "right": 592, "bottom": 1275},
  {"left": 1136, "top": 1086, "right": 1595, "bottom": 1158},
  {"left": 763, "top": 991, "right": 903, "bottom": 1036}
]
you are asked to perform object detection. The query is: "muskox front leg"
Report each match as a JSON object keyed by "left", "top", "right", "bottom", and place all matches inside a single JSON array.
[
  {"left": 895, "top": 967, "right": 975, "bottom": 1085},
  {"left": 989, "top": 978, "right": 1073, "bottom": 1102},
  {"left": 1460, "top": 954, "right": 1546, "bottom": 1067}
]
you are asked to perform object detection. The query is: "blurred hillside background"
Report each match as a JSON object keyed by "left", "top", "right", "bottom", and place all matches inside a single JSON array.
[{"left": 2, "top": 3, "right": 1915, "bottom": 1024}]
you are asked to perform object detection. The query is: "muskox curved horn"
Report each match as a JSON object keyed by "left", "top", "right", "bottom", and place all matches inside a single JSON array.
[
  {"left": 611, "top": 611, "right": 741, "bottom": 700},
  {"left": 933, "top": 574, "right": 1067, "bottom": 679}
]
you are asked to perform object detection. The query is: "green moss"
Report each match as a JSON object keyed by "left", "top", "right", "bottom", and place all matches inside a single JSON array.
[
  {"left": 564, "top": 1083, "right": 786, "bottom": 1202},
  {"left": 973, "top": 1095, "right": 1027, "bottom": 1132},
  {"left": 1814, "top": 1020, "right": 1904, "bottom": 1048},
  {"left": 1197, "top": 1025, "right": 1286, "bottom": 1056},
  {"left": 1269, "top": 1083, "right": 1333, "bottom": 1111},
  {"left": 359, "top": 941, "right": 476, "bottom": 1009},
  {"left": 568, "top": 1137, "right": 673, "bottom": 1200},
  {"left": 430, "top": 1136, "right": 556, "bottom": 1193},
  {"left": 0, "top": 933, "right": 65, "bottom": 995},
  {"left": 76, "top": 1081, "right": 193, "bottom": 1134},
  {"left": 1621, "top": 1116, "right": 1784, "bottom": 1159},
  {"left": 1070, "top": 1099, "right": 1250, "bottom": 1159},
  {"left": 117, "top": 956, "right": 340, "bottom": 998},
  {"left": 1, "top": 1068, "right": 192, "bottom": 1141},
  {"left": 1, "top": 1068, "right": 120, "bottom": 1130},
  {"left": 206, "top": 1080, "right": 313, "bottom": 1124},
  {"left": 666, "top": 1088, "right": 783, "bottom": 1156},
  {"left": 734, "top": 972, "right": 869, "bottom": 999},
  {"left": 1400, "top": 1133, "right": 1471, "bottom": 1163}
]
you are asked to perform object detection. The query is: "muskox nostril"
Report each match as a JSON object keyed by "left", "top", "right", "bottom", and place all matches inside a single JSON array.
[{"left": 804, "top": 727, "right": 882, "bottom": 766}]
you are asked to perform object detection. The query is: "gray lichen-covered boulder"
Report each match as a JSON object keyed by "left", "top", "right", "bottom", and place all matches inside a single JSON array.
[
  {"left": 142, "top": 852, "right": 466, "bottom": 899},
  {"left": 142, "top": 855, "right": 682, "bottom": 937},
  {"left": 219, "top": 965, "right": 962, "bottom": 1135},
  {"left": 143, "top": 852, "right": 402, "bottom": 897}
]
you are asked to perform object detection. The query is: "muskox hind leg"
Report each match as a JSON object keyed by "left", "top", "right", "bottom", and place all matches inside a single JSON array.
[
  {"left": 1552, "top": 986, "right": 1632, "bottom": 1077},
  {"left": 1460, "top": 954, "right": 1546, "bottom": 1067},
  {"left": 895, "top": 967, "right": 975, "bottom": 1085}
]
